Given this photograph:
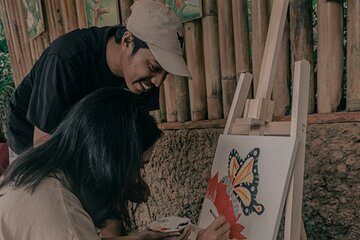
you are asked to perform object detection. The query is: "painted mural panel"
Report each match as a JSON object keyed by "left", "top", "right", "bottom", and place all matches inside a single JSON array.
[
  {"left": 85, "top": 0, "right": 120, "bottom": 27},
  {"left": 166, "top": 0, "right": 202, "bottom": 23},
  {"left": 22, "top": 0, "right": 45, "bottom": 39}
]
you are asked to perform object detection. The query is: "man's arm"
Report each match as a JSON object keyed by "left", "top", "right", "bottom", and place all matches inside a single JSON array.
[{"left": 33, "top": 126, "right": 50, "bottom": 147}]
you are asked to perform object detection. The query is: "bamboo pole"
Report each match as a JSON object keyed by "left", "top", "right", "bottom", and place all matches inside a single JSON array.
[
  {"left": 272, "top": 17, "right": 290, "bottom": 116},
  {"left": 43, "top": 0, "right": 58, "bottom": 41},
  {"left": 269, "top": 0, "right": 290, "bottom": 116},
  {"left": 120, "top": 0, "right": 133, "bottom": 25},
  {"left": 232, "top": 0, "right": 251, "bottom": 78},
  {"left": 13, "top": 0, "right": 33, "bottom": 74},
  {"left": 0, "top": 0, "right": 20, "bottom": 85},
  {"left": 163, "top": 74, "right": 178, "bottom": 122},
  {"left": 217, "top": 0, "right": 236, "bottom": 118},
  {"left": 59, "top": 0, "right": 70, "bottom": 32},
  {"left": 184, "top": 21, "right": 207, "bottom": 121},
  {"left": 202, "top": 0, "right": 222, "bottom": 119},
  {"left": 174, "top": 75, "right": 190, "bottom": 122},
  {"left": 290, "top": 0, "right": 315, "bottom": 114},
  {"left": 49, "top": 0, "right": 65, "bottom": 40},
  {"left": 317, "top": 0, "right": 343, "bottom": 113},
  {"left": 5, "top": 0, "right": 26, "bottom": 83},
  {"left": 347, "top": 0, "right": 360, "bottom": 111},
  {"left": 250, "top": 0, "right": 270, "bottom": 94},
  {"left": 159, "top": 85, "right": 167, "bottom": 122},
  {"left": 66, "top": 0, "right": 79, "bottom": 31},
  {"left": 75, "top": 0, "right": 87, "bottom": 28}
]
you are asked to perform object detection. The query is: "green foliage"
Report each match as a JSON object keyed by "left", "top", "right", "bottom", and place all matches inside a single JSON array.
[{"left": 0, "top": 20, "right": 14, "bottom": 142}]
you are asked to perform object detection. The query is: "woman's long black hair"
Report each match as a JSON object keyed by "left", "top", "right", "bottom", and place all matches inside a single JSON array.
[{"left": 0, "top": 87, "right": 162, "bottom": 232}]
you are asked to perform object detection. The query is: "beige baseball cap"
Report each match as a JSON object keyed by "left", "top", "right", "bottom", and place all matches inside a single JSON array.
[{"left": 126, "top": 0, "right": 191, "bottom": 77}]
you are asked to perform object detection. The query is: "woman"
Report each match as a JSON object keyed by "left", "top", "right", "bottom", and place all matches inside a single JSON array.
[{"left": 0, "top": 88, "right": 229, "bottom": 240}]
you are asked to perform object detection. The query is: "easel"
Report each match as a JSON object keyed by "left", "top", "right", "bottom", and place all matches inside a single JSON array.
[{"left": 223, "top": 0, "right": 309, "bottom": 239}]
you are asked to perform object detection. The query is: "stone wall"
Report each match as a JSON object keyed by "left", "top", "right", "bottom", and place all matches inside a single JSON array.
[{"left": 134, "top": 122, "right": 360, "bottom": 240}]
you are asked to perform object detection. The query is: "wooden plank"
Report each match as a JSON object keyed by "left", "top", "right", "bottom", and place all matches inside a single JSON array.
[
  {"left": 75, "top": 0, "right": 87, "bottom": 28},
  {"left": 317, "top": 0, "right": 343, "bottom": 113},
  {"left": 163, "top": 74, "right": 177, "bottom": 122},
  {"left": 202, "top": 0, "right": 223, "bottom": 119},
  {"left": 174, "top": 75, "right": 190, "bottom": 123},
  {"left": 158, "top": 119, "right": 226, "bottom": 130},
  {"left": 347, "top": 0, "right": 360, "bottom": 111},
  {"left": 285, "top": 60, "right": 310, "bottom": 240},
  {"left": 250, "top": 0, "right": 270, "bottom": 93},
  {"left": 256, "top": 0, "right": 290, "bottom": 100},
  {"left": 184, "top": 21, "right": 207, "bottom": 121},
  {"left": 232, "top": 0, "right": 251, "bottom": 78},
  {"left": 245, "top": 98, "right": 275, "bottom": 122},
  {"left": 217, "top": 0, "right": 236, "bottom": 118},
  {"left": 157, "top": 111, "right": 360, "bottom": 130},
  {"left": 224, "top": 73, "right": 253, "bottom": 135},
  {"left": 290, "top": 0, "right": 315, "bottom": 113}
]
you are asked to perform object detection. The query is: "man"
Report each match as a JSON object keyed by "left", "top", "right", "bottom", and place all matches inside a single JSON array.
[{"left": 6, "top": 0, "right": 190, "bottom": 161}]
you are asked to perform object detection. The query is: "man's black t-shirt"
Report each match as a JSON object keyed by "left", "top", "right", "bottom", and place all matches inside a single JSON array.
[{"left": 7, "top": 26, "right": 159, "bottom": 154}]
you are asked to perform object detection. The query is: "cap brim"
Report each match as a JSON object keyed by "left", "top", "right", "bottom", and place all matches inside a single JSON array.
[{"left": 148, "top": 44, "right": 191, "bottom": 78}]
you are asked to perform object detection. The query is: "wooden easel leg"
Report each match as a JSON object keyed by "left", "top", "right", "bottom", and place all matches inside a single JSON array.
[
  {"left": 301, "top": 220, "right": 307, "bottom": 240},
  {"left": 285, "top": 60, "right": 310, "bottom": 240}
]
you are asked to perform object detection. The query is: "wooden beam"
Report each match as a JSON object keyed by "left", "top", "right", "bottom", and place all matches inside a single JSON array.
[
  {"left": 256, "top": 0, "right": 290, "bottom": 99},
  {"left": 224, "top": 73, "right": 253, "bottom": 134}
]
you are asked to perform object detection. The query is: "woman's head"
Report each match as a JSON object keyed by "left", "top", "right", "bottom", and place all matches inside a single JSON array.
[{"left": 1, "top": 87, "right": 162, "bottom": 231}]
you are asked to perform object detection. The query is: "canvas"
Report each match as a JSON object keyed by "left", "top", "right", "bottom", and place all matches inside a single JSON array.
[
  {"left": 22, "top": 0, "right": 45, "bottom": 39},
  {"left": 166, "top": 0, "right": 202, "bottom": 23},
  {"left": 198, "top": 134, "right": 298, "bottom": 240},
  {"left": 85, "top": 0, "right": 120, "bottom": 27}
]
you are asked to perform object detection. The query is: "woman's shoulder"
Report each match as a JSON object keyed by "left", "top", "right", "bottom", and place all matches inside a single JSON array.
[{"left": 0, "top": 174, "right": 100, "bottom": 240}]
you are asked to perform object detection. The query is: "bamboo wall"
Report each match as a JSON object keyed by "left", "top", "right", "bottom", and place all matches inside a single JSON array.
[{"left": 0, "top": 0, "right": 359, "bottom": 125}]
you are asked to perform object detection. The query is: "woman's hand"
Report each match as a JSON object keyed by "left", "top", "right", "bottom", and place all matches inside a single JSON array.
[
  {"left": 102, "top": 227, "right": 190, "bottom": 240},
  {"left": 137, "top": 227, "right": 191, "bottom": 240},
  {"left": 196, "top": 215, "right": 230, "bottom": 240}
]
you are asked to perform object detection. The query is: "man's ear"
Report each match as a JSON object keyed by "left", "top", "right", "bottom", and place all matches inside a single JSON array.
[{"left": 121, "top": 31, "right": 134, "bottom": 49}]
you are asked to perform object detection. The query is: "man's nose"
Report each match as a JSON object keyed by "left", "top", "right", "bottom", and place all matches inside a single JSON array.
[{"left": 151, "top": 72, "right": 168, "bottom": 88}]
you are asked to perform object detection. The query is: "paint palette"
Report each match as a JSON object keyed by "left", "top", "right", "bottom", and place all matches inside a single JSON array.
[{"left": 148, "top": 216, "right": 191, "bottom": 233}]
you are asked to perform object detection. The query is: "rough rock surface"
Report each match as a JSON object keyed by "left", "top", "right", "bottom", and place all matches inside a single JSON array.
[{"left": 134, "top": 123, "right": 360, "bottom": 240}]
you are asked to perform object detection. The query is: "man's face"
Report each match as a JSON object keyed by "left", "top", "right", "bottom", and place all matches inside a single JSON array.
[{"left": 122, "top": 48, "right": 168, "bottom": 94}]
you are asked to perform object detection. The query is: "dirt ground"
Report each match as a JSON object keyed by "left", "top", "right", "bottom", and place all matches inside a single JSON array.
[{"left": 134, "top": 122, "right": 360, "bottom": 240}]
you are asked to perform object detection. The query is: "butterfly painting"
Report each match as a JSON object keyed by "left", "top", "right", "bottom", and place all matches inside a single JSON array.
[
  {"left": 221, "top": 148, "right": 264, "bottom": 216},
  {"left": 199, "top": 135, "right": 298, "bottom": 240}
]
